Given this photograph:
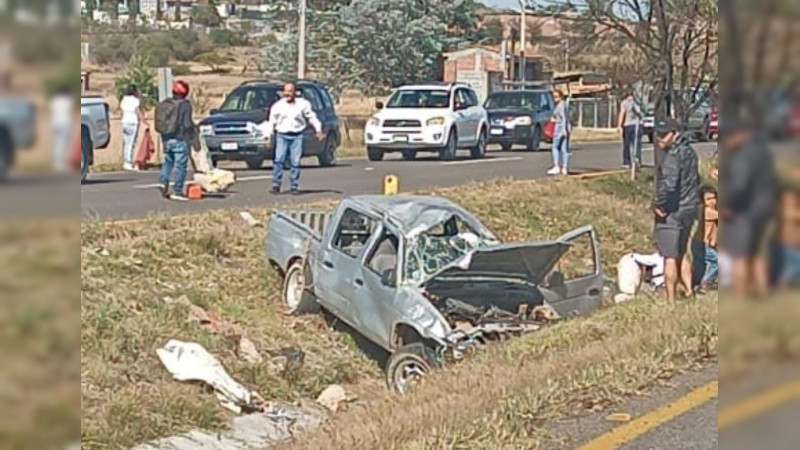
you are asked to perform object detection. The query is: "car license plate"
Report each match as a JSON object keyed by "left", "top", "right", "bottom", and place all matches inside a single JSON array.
[
  {"left": 490, "top": 128, "right": 504, "bottom": 136},
  {"left": 221, "top": 142, "right": 238, "bottom": 151},
  {"left": 394, "top": 135, "right": 408, "bottom": 142}
]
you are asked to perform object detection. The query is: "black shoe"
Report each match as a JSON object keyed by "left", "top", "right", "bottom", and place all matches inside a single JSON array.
[
  {"left": 270, "top": 186, "right": 280, "bottom": 195},
  {"left": 159, "top": 183, "right": 171, "bottom": 198}
]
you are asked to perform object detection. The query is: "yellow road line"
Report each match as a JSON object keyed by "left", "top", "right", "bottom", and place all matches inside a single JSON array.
[
  {"left": 718, "top": 380, "right": 800, "bottom": 430},
  {"left": 578, "top": 381, "right": 718, "bottom": 450}
]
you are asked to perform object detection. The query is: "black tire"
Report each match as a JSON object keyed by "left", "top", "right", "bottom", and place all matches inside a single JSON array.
[
  {"left": 210, "top": 156, "right": 219, "bottom": 168},
  {"left": 385, "top": 343, "right": 440, "bottom": 395},
  {"left": 317, "top": 135, "right": 338, "bottom": 167},
  {"left": 439, "top": 129, "right": 457, "bottom": 161},
  {"left": 526, "top": 125, "right": 542, "bottom": 152},
  {"left": 470, "top": 128, "right": 487, "bottom": 159},
  {"left": 401, "top": 150, "right": 417, "bottom": 161},
  {"left": 647, "top": 132, "right": 654, "bottom": 144},
  {"left": 367, "top": 146, "right": 384, "bottom": 162},
  {"left": 246, "top": 156, "right": 265, "bottom": 170},
  {"left": 79, "top": 128, "right": 92, "bottom": 184},
  {"left": 500, "top": 142, "right": 512, "bottom": 152},
  {"left": 699, "top": 120, "right": 710, "bottom": 142},
  {"left": 282, "top": 260, "right": 319, "bottom": 315}
]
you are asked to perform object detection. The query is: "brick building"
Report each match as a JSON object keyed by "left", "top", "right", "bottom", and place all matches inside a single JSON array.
[{"left": 442, "top": 47, "right": 551, "bottom": 84}]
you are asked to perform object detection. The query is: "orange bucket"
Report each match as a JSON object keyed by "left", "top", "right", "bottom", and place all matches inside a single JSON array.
[{"left": 186, "top": 183, "right": 203, "bottom": 200}]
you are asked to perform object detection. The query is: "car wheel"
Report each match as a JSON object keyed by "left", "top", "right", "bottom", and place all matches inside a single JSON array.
[
  {"left": 470, "top": 128, "right": 487, "bottom": 158},
  {"left": 401, "top": 150, "right": 417, "bottom": 161},
  {"left": 439, "top": 129, "right": 457, "bottom": 161},
  {"left": 246, "top": 156, "right": 265, "bottom": 170},
  {"left": 647, "top": 132, "right": 654, "bottom": 144},
  {"left": 500, "top": 142, "right": 512, "bottom": 152},
  {"left": 282, "top": 260, "right": 320, "bottom": 315},
  {"left": 526, "top": 125, "right": 542, "bottom": 152},
  {"left": 317, "top": 136, "right": 338, "bottom": 167},
  {"left": 385, "top": 343, "right": 440, "bottom": 395},
  {"left": 367, "top": 146, "right": 384, "bottom": 161}
]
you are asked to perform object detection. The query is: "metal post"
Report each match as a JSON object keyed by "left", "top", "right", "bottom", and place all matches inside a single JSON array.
[
  {"left": 298, "top": 0, "right": 306, "bottom": 79},
  {"left": 519, "top": 1, "right": 526, "bottom": 88}
]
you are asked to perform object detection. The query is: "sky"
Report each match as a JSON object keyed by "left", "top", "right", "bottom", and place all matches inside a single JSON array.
[{"left": 480, "top": 0, "right": 574, "bottom": 11}]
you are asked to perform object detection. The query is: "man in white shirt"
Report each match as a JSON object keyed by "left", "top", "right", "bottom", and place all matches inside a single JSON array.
[{"left": 266, "top": 83, "right": 323, "bottom": 195}]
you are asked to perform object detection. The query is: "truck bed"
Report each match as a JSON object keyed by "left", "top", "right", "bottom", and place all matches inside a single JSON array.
[{"left": 265, "top": 209, "right": 333, "bottom": 273}]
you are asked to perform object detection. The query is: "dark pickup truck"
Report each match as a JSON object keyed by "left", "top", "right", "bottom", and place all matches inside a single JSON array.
[{"left": 198, "top": 80, "right": 341, "bottom": 170}]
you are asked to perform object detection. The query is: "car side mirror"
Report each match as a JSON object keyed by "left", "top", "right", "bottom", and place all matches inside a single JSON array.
[
  {"left": 375, "top": 101, "right": 384, "bottom": 110},
  {"left": 210, "top": 108, "right": 220, "bottom": 115},
  {"left": 381, "top": 269, "right": 396, "bottom": 287}
]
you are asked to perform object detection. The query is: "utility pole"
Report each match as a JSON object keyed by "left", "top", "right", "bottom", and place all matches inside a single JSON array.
[
  {"left": 518, "top": 0, "right": 526, "bottom": 88},
  {"left": 563, "top": 38, "right": 570, "bottom": 72},
  {"left": 298, "top": 0, "right": 306, "bottom": 79}
]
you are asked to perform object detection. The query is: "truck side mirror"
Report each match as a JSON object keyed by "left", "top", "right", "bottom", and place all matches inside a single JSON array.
[{"left": 381, "top": 269, "right": 396, "bottom": 287}]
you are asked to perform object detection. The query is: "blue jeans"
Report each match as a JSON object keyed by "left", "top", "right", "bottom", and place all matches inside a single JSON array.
[
  {"left": 552, "top": 133, "right": 570, "bottom": 168},
  {"left": 692, "top": 241, "right": 719, "bottom": 287},
  {"left": 779, "top": 245, "right": 800, "bottom": 286},
  {"left": 622, "top": 125, "right": 642, "bottom": 166},
  {"left": 273, "top": 133, "right": 303, "bottom": 191},
  {"left": 159, "top": 139, "right": 189, "bottom": 195}
]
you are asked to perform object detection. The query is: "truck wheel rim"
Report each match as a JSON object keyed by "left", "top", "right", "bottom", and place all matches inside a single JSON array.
[
  {"left": 286, "top": 269, "right": 301, "bottom": 310},
  {"left": 393, "top": 357, "right": 428, "bottom": 394}
]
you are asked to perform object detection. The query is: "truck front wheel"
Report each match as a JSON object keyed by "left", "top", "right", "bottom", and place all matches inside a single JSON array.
[
  {"left": 282, "top": 260, "right": 319, "bottom": 315},
  {"left": 385, "top": 343, "right": 440, "bottom": 395},
  {"left": 367, "top": 146, "right": 384, "bottom": 161}
]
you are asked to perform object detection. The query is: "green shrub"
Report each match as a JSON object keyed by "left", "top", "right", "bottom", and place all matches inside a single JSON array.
[
  {"left": 113, "top": 55, "right": 158, "bottom": 109},
  {"left": 171, "top": 64, "right": 192, "bottom": 76},
  {"left": 209, "top": 28, "right": 249, "bottom": 46}
]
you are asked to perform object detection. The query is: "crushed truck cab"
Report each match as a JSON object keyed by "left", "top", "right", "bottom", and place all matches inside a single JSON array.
[{"left": 265, "top": 195, "right": 604, "bottom": 393}]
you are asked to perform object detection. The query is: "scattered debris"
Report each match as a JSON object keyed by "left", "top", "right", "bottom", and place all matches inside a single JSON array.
[
  {"left": 269, "top": 347, "right": 306, "bottom": 378},
  {"left": 240, "top": 211, "right": 262, "bottom": 228},
  {"left": 130, "top": 403, "right": 327, "bottom": 450},
  {"left": 607, "top": 412, "right": 633, "bottom": 422},
  {"left": 156, "top": 340, "right": 265, "bottom": 414},
  {"left": 238, "top": 337, "right": 263, "bottom": 364},
  {"left": 184, "top": 301, "right": 242, "bottom": 336},
  {"left": 316, "top": 384, "right": 353, "bottom": 413}
]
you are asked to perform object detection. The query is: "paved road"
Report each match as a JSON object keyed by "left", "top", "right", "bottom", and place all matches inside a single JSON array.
[{"left": 81, "top": 141, "right": 719, "bottom": 221}]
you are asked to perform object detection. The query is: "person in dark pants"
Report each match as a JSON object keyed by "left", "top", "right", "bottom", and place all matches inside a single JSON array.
[
  {"left": 618, "top": 91, "right": 644, "bottom": 168},
  {"left": 653, "top": 119, "right": 701, "bottom": 302},
  {"left": 719, "top": 122, "right": 777, "bottom": 297},
  {"left": 157, "top": 80, "right": 196, "bottom": 201}
]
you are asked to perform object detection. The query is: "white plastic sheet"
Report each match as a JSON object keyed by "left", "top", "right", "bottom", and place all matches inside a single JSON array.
[{"left": 157, "top": 340, "right": 259, "bottom": 414}]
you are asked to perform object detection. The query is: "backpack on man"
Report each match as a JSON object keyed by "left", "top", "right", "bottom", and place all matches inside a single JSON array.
[{"left": 155, "top": 98, "right": 184, "bottom": 135}]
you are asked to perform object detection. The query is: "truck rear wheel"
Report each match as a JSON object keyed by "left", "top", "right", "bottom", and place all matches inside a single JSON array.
[
  {"left": 367, "top": 146, "right": 384, "bottom": 161},
  {"left": 317, "top": 135, "right": 338, "bottom": 167},
  {"left": 282, "top": 260, "right": 319, "bottom": 315}
]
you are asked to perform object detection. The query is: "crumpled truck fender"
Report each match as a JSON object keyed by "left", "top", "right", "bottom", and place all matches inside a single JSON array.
[{"left": 392, "top": 287, "right": 452, "bottom": 349}]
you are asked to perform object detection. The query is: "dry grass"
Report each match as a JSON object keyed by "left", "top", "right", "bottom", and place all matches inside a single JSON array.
[
  {"left": 81, "top": 170, "right": 674, "bottom": 449},
  {"left": 0, "top": 219, "right": 81, "bottom": 450}
]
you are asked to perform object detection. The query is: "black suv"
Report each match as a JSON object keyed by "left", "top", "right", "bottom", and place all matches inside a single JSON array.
[
  {"left": 199, "top": 80, "right": 341, "bottom": 169},
  {"left": 485, "top": 89, "right": 554, "bottom": 151}
]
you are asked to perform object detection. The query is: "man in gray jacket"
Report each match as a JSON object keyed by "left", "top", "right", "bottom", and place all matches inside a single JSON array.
[{"left": 653, "top": 119, "right": 701, "bottom": 301}]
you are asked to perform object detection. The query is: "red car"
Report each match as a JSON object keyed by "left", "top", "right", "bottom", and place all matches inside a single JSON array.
[{"left": 709, "top": 104, "right": 718, "bottom": 140}]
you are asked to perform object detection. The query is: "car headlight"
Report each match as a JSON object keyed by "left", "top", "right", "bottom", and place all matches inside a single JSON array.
[
  {"left": 513, "top": 116, "right": 533, "bottom": 126},
  {"left": 426, "top": 117, "right": 446, "bottom": 126},
  {"left": 199, "top": 125, "right": 214, "bottom": 136},
  {"left": 368, "top": 117, "right": 381, "bottom": 127}
]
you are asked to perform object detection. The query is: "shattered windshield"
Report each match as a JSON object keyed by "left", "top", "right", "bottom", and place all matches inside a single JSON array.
[{"left": 404, "top": 215, "right": 498, "bottom": 285}]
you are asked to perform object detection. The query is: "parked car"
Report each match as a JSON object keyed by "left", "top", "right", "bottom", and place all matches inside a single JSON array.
[
  {"left": 484, "top": 89, "right": 554, "bottom": 151},
  {"left": 198, "top": 80, "right": 341, "bottom": 170},
  {"left": 0, "top": 96, "right": 37, "bottom": 182},
  {"left": 364, "top": 83, "right": 488, "bottom": 161},
  {"left": 266, "top": 195, "right": 604, "bottom": 393},
  {"left": 80, "top": 95, "right": 111, "bottom": 183},
  {"left": 709, "top": 104, "right": 718, "bottom": 140},
  {"left": 642, "top": 89, "right": 713, "bottom": 143}
]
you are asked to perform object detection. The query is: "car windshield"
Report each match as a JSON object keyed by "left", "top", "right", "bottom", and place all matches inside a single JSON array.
[
  {"left": 404, "top": 215, "right": 498, "bottom": 285},
  {"left": 485, "top": 92, "right": 541, "bottom": 109},
  {"left": 219, "top": 87, "right": 280, "bottom": 112},
  {"left": 386, "top": 89, "right": 451, "bottom": 108}
]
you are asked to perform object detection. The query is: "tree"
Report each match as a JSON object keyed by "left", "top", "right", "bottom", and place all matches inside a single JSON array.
[
  {"left": 192, "top": 0, "right": 222, "bottom": 27},
  {"left": 113, "top": 54, "right": 159, "bottom": 109}
]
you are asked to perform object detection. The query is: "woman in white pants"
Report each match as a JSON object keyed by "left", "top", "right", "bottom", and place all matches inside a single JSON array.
[{"left": 119, "top": 86, "right": 148, "bottom": 171}]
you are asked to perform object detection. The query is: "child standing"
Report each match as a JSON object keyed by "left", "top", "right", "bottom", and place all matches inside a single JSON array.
[{"left": 695, "top": 185, "right": 719, "bottom": 293}]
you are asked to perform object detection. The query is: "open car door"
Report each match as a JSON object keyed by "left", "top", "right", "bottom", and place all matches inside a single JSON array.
[{"left": 539, "top": 225, "right": 604, "bottom": 318}]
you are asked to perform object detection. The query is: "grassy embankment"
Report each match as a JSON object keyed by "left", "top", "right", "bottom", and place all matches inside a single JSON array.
[{"left": 81, "top": 170, "right": 719, "bottom": 449}]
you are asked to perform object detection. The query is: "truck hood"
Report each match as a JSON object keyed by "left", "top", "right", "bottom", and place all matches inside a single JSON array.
[
  {"left": 422, "top": 241, "right": 570, "bottom": 289},
  {"left": 200, "top": 110, "right": 269, "bottom": 126}
]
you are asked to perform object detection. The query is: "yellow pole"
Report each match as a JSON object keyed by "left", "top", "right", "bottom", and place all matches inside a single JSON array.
[{"left": 383, "top": 175, "right": 399, "bottom": 195}]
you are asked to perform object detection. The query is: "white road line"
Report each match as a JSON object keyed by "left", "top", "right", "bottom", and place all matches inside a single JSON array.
[
  {"left": 132, "top": 174, "right": 273, "bottom": 189},
  {"left": 443, "top": 156, "right": 524, "bottom": 166}
]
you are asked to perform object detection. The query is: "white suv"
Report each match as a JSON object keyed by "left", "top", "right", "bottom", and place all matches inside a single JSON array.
[{"left": 364, "top": 83, "right": 488, "bottom": 161}]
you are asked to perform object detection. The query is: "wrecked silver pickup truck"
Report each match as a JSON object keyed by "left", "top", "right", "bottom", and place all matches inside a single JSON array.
[{"left": 266, "top": 195, "right": 604, "bottom": 393}]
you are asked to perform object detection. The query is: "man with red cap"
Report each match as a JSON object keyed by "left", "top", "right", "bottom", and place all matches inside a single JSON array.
[{"left": 155, "top": 80, "right": 196, "bottom": 200}]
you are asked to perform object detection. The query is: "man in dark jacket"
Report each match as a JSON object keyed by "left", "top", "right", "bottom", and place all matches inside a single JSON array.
[
  {"left": 157, "top": 80, "right": 197, "bottom": 201},
  {"left": 719, "top": 121, "right": 777, "bottom": 297},
  {"left": 653, "top": 119, "right": 701, "bottom": 301}
]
